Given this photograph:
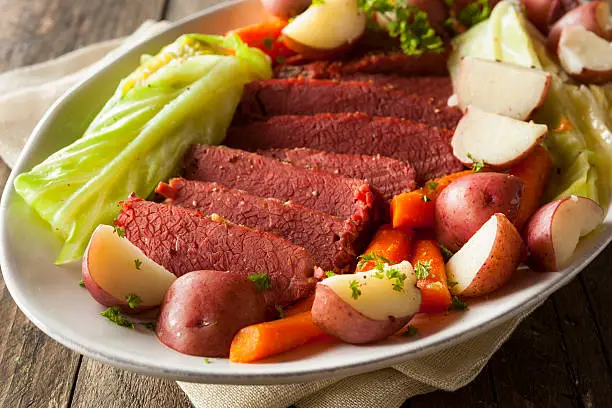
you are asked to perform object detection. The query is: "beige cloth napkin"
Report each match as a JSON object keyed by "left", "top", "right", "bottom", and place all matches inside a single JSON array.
[{"left": 0, "top": 19, "right": 544, "bottom": 408}]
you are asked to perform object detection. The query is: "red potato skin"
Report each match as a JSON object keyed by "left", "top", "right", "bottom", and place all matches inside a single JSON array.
[
  {"left": 435, "top": 172, "right": 524, "bottom": 252},
  {"left": 261, "top": 0, "right": 311, "bottom": 20},
  {"left": 565, "top": 67, "right": 612, "bottom": 85},
  {"left": 281, "top": 34, "right": 360, "bottom": 61},
  {"left": 548, "top": 1, "right": 612, "bottom": 51},
  {"left": 311, "top": 284, "right": 411, "bottom": 344},
  {"left": 521, "top": 0, "right": 579, "bottom": 34},
  {"left": 460, "top": 214, "right": 525, "bottom": 297},
  {"left": 523, "top": 200, "right": 562, "bottom": 272},
  {"left": 156, "top": 270, "right": 267, "bottom": 357}
]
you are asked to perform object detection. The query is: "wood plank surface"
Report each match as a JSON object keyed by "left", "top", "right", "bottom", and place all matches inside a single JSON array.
[{"left": 0, "top": 0, "right": 611, "bottom": 407}]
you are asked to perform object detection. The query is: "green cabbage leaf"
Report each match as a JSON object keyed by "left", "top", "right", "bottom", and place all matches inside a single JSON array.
[{"left": 14, "top": 34, "right": 272, "bottom": 264}]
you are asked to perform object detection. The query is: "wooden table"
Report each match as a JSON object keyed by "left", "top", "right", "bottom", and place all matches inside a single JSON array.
[{"left": 1, "top": 1, "right": 612, "bottom": 406}]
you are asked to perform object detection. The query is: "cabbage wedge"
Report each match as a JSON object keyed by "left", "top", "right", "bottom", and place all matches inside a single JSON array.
[{"left": 14, "top": 34, "right": 272, "bottom": 264}]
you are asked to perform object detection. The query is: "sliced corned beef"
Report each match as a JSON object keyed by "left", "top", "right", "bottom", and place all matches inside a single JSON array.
[
  {"left": 275, "top": 51, "right": 449, "bottom": 78},
  {"left": 157, "top": 179, "right": 365, "bottom": 273},
  {"left": 183, "top": 145, "right": 382, "bottom": 225},
  {"left": 115, "top": 195, "right": 316, "bottom": 307},
  {"left": 225, "top": 113, "right": 464, "bottom": 182},
  {"left": 236, "top": 79, "right": 462, "bottom": 129},
  {"left": 259, "top": 148, "right": 417, "bottom": 201}
]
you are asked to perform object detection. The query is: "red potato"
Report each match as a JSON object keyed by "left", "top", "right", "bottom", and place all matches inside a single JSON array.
[
  {"left": 435, "top": 172, "right": 524, "bottom": 252},
  {"left": 452, "top": 106, "right": 548, "bottom": 169},
  {"left": 260, "top": 0, "right": 311, "bottom": 20},
  {"left": 520, "top": 0, "right": 579, "bottom": 34},
  {"left": 524, "top": 196, "right": 604, "bottom": 272},
  {"left": 456, "top": 57, "right": 552, "bottom": 120},
  {"left": 548, "top": 1, "right": 612, "bottom": 51},
  {"left": 82, "top": 225, "right": 176, "bottom": 314},
  {"left": 281, "top": 0, "right": 366, "bottom": 60},
  {"left": 446, "top": 213, "right": 525, "bottom": 297},
  {"left": 156, "top": 270, "right": 267, "bottom": 357},
  {"left": 311, "top": 262, "right": 421, "bottom": 344},
  {"left": 558, "top": 25, "right": 612, "bottom": 84}
]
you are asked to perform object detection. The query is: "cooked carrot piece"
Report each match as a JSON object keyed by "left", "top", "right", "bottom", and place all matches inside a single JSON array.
[
  {"left": 355, "top": 224, "right": 413, "bottom": 272},
  {"left": 227, "top": 19, "right": 295, "bottom": 61},
  {"left": 229, "top": 311, "right": 326, "bottom": 363},
  {"left": 284, "top": 295, "right": 315, "bottom": 316},
  {"left": 391, "top": 170, "right": 472, "bottom": 230},
  {"left": 411, "top": 239, "right": 452, "bottom": 313},
  {"left": 509, "top": 145, "right": 553, "bottom": 231}
]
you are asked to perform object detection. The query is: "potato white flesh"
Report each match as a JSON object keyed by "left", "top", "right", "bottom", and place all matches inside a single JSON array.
[
  {"left": 281, "top": 0, "right": 366, "bottom": 51},
  {"left": 558, "top": 26, "right": 612, "bottom": 83},
  {"left": 457, "top": 57, "right": 551, "bottom": 120},
  {"left": 452, "top": 106, "right": 548, "bottom": 169},
  {"left": 446, "top": 213, "right": 524, "bottom": 297},
  {"left": 320, "top": 261, "right": 421, "bottom": 320},
  {"left": 83, "top": 225, "right": 176, "bottom": 308}
]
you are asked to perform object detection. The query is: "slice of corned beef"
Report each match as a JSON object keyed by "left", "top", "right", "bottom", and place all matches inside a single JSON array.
[
  {"left": 157, "top": 179, "right": 365, "bottom": 273},
  {"left": 225, "top": 113, "right": 464, "bottom": 182},
  {"left": 115, "top": 195, "right": 316, "bottom": 307},
  {"left": 236, "top": 79, "right": 462, "bottom": 129},
  {"left": 183, "top": 145, "right": 383, "bottom": 224},
  {"left": 259, "top": 148, "right": 416, "bottom": 201},
  {"left": 275, "top": 51, "right": 449, "bottom": 79}
]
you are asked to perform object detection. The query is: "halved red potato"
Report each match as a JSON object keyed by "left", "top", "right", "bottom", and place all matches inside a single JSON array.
[
  {"left": 558, "top": 25, "right": 612, "bottom": 84},
  {"left": 311, "top": 261, "right": 421, "bottom": 344},
  {"left": 156, "top": 270, "right": 267, "bottom": 357},
  {"left": 281, "top": 0, "right": 366, "bottom": 59},
  {"left": 82, "top": 225, "right": 176, "bottom": 313},
  {"left": 520, "top": 0, "right": 578, "bottom": 34},
  {"left": 456, "top": 57, "right": 551, "bottom": 120},
  {"left": 446, "top": 213, "right": 525, "bottom": 297},
  {"left": 435, "top": 172, "right": 524, "bottom": 252},
  {"left": 260, "top": 0, "right": 311, "bottom": 20},
  {"left": 548, "top": 1, "right": 612, "bottom": 51},
  {"left": 524, "top": 195, "right": 604, "bottom": 272},
  {"left": 452, "top": 107, "right": 548, "bottom": 169}
]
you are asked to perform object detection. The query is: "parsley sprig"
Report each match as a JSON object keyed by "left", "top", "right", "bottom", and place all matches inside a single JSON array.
[
  {"left": 349, "top": 280, "right": 362, "bottom": 300},
  {"left": 358, "top": 0, "right": 445, "bottom": 56},
  {"left": 413, "top": 260, "right": 432, "bottom": 280},
  {"left": 357, "top": 253, "right": 391, "bottom": 270},
  {"left": 248, "top": 273, "right": 272, "bottom": 292},
  {"left": 467, "top": 153, "right": 484, "bottom": 173},
  {"left": 444, "top": 0, "right": 492, "bottom": 33},
  {"left": 125, "top": 293, "right": 142, "bottom": 309},
  {"left": 449, "top": 296, "right": 469, "bottom": 311},
  {"left": 101, "top": 306, "right": 134, "bottom": 328}
]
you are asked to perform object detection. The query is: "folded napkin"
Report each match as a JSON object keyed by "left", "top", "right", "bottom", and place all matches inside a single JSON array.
[{"left": 0, "top": 19, "right": 543, "bottom": 408}]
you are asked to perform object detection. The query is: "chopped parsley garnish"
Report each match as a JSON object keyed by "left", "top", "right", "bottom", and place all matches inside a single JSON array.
[
  {"left": 78, "top": 279, "right": 86, "bottom": 288},
  {"left": 403, "top": 325, "right": 418, "bottom": 337},
  {"left": 358, "top": 0, "right": 445, "bottom": 55},
  {"left": 312, "top": 0, "right": 325, "bottom": 4},
  {"left": 449, "top": 296, "right": 469, "bottom": 311},
  {"left": 262, "top": 37, "right": 274, "bottom": 50},
  {"left": 439, "top": 243, "right": 454, "bottom": 261},
  {"left": 467, "top": 153, "right": 484, "bottom": 173},
  {"left": 101, "top": 306, "right": 134, "bottom": 328},
  {"left": 444, "top": 0, "right": 492, "bottom": 33},
  {"left": 422, "top": 194, "right": 431, "bottom": 203},
  {"left": 125, "top": 293, "right": 142, "bottom": 309},
  {"left": 325, "top": 271, "right": 336, "bottom": 278},
  {"left": 134, "top": 259, "right": 142, "bottom": 270},
  {"left": 349, "top": 280, "right": 362, "bottom": 300},
  {"left": 113, "top": 226, "right": 126, "bottom": 238},
  {"left": 248, "top": 273, "right": 272, "bottom": 291},
  {"left": 139, "top": 321, "right": 156, "bottom": 331},
  {"left": 275, "top": 305, "right": 285, "bottom": 318},
  {"left": 413, "top": 260, "right": 432, "bottom": 280},
  {"left": 447, "top": 280, "right": 459, "bottom": 288},
  {"left": 386, "top": 267, "right": 408, "bottom": 292},
  {"left": 204, "top": 358, "right": 211, "bottom": 364},
  {"left": 427, "top": 181, "right": 439, "bottom": 191},
  {"left": 357, "top": 253, "right": 391, "bottom": 269}
]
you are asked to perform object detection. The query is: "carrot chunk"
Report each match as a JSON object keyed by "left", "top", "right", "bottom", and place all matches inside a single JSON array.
[
  {"left": 391, "top": 170, "right": 472, "bottom": 230},
  {"left": 355, "top": 224, "right": 413, "bottom": 272},
  {"left": 509, "top": 145, "right": 553, "bottom": 231},
  {"left": 411, "top": 239, "right": 452, "bottom": 313},
  {"left": 229, "top": 312, "right": 326, "bottom": 363},
  {"left": 228, "top": 19, "right": 295, "bottom": 61},
  {"left": 284, "top": 295, "right": 315, "bottom": 316}
]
